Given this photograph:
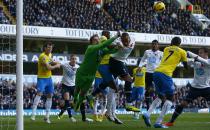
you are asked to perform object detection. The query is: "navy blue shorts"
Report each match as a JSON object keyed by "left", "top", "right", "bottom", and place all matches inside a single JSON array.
[
  {"left": 61, "top": 84, "right": 75, "bottom": 96},
  {"left": 185, "top": 85, "right": 210, "bottom": 102},
  {"left": 93, "top": 77, "right": 108, "bottom": 95},
  {"left": 109, "top": 57, "right": 129, "bottom": 78},
  {"left": 145, "top": 72, "right": 154, "bottom": 89},
  {"left": 98, "top": 64, "right": 114, "bottom": 83},
  {"left": 131, "top": 87, "right": 145, "bottom": 101},
  {"left": 153, "top": 72, "right": 174, "bottom": 96}
]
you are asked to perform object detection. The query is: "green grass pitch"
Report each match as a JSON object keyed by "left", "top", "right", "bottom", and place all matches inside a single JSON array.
[{"left": 2, "top": 113, "right": 210, "bottom": 130}]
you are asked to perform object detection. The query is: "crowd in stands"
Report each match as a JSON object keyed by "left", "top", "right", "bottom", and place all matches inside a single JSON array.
[
  {"left": 22, "top": 0, "right": 120, "bottom": 30},
  {"left": 189, "top": 0, "right": 210, "bottom": 19},
  {"left": 1, "top": 0, "right": 210, "bottom": 36},
  {"left": 0, "top": 6, "right": 11, "bottom": 24},
  {"left": 0, "top": 79, "right": 209, "bottom": 110},
  {"left": 104, "top": 0, "right": 209, "bottom": 36}
]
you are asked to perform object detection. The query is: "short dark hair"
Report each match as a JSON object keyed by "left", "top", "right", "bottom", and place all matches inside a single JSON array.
[
  {"left": 121, "top": 32, "right": 129, "bottom": 38},
  {"left": 42, "top": 41, "right": 53, "bottom": 51},
  {"left": 171, "top": 37, "right": 181, "bottom": 46},
  {"left": 137, "top": 58, "right": 141, "bottom": 66},
  {"left": 152, "top": 40, "right": 159, "bottom": 44},
  {"left": 90, "top": 34, "right": 99, "bottom": 43},
  {"left": 70, "top": 54, "right": 77, "bottom": 58},
  {"left": 199, "top": 47, "right": 209, "bottom": 54},
  {"left": 69, "top": 54, "right": 77, "bottom": 61},
  {"left": 102, "top": 30, "right": 110, "bottom": 36}
]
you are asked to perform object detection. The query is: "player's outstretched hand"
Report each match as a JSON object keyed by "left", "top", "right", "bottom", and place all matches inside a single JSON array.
[
  {"left": 116, "top": 31, "right": 123, "bottom": 37},
  {"left": 187, "top": 51, "right": 197, "bottom": 58},
  {"left": 55, "top": 63, "right": 61, "bottom": 69}
]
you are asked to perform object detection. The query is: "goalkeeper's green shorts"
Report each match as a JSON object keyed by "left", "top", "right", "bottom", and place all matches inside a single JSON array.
[{"left": 75, "top": 72, "right": 95, "bottom": 93}]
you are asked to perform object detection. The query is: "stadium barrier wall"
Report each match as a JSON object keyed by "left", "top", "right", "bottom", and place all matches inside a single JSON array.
[
  {"left": 1, "top": 52, "right": 197, "bottom": 67},
  {"left": 0, "top": 24, "right": 209, "bottom": 46},
  {"left": 0, "top": 74, "right": 193, "bottom": 88},
  {"left": 0, "top": 108, "right": 209, "bottom": 116},
  {"left": 0, "top": 52, "right": 138, "bottom": 66}
]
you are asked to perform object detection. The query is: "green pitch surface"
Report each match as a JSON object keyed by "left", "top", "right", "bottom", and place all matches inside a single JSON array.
[{"left": 2, "top": 113, "right": 210, "bottom": 130}]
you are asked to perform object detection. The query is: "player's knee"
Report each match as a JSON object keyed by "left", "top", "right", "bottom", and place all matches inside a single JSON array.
[
  {"left": 63, "top": 92, "right": 70, "bottom": 100},
  {"left": 124, "top": 81, "right": 132, "bottom": 91},
  {"left": 59, "top": 100, "right": 65, "bottom": 107},
  {"left": 46, "top": 94, "right": 53, "bottom": 98},
  {"left": 158, "top": 94, "right": 166, "bottom": 101},
  {"left": 80, "top": 90, "right": 87, "bottom": 97},
  {"left": 121, "top": 75, "right": 132, "bottom": 82},
  {"left": 181, "top": 100, "right": 188, "bottom": 107},
  {"left": 36, "top": 92, "right": 42, "bottom": 96},
  {"left": 145, "top": 91, "right": 150, "bottom": 97}
]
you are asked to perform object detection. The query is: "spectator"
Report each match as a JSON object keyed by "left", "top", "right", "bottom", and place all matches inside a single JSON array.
[{"left": 1, "top": 0, "right": 209, "bottom": 36}]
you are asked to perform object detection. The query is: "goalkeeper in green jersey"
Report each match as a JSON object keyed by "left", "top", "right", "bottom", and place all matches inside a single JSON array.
[{"left": 74, "top": 31, "right": 122, "bottom": 111}]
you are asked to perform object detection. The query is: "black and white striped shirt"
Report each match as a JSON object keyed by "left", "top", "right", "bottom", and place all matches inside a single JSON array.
[{"left": 61, "top": 62, "right": 79, "bottom": 86}]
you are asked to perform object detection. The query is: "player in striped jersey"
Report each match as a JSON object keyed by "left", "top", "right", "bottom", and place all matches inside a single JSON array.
[{"left": 57, "top": 54, "right": 93, "bottom": 122}]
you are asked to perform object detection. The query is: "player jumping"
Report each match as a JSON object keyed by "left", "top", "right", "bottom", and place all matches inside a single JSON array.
[
  {"left": 73, "top": 31, "right": 122, "bottom": 111},
  {"left": 108, "top": 32, "right": 139, "bottom": 112}
]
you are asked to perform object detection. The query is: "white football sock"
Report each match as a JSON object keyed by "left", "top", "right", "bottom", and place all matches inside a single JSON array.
[
  {"left": 93, "top": 97, "right": 99, "bottom": 115},
  {"left": 136, "top": 101, "right": 142, "bottom": 110},
  {"left": 156, "top": 100, "right": 172, "bottom": 124},
  {"left": 101, "top": 96, "right": 107, "bottom": 115},
  {"left": 111, "top": 93, "right": 117, "bottom": 115},
  {"left": 147, "top": 97, "right": 162, "bottom": 116},
  {"left": 45, "top": 98, "right": 52, "bottom": 118},
  {"left": 32, "top": 95, "right": 41, "bottom": 116},
  {"left": 107, "top": 88, "right": 114, "bottom": 115}
]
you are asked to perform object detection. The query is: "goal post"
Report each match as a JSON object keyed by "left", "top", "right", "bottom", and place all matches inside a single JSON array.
[{"left": 16, "top": 0, "right": 23, "bottom": 130}]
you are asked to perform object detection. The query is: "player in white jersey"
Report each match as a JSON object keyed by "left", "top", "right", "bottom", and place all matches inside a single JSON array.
[
  {"left": 165, "top": 47, "right": 210, "bottom": 127},
  {"left": 58, "top": 54, "right": 93, "bottom": 122},
  {"left": 138, "top": 40, "right": 163, "bottom": 110},
  {"left": 108, "top": 32, "right": 139, "bottom": 118}
]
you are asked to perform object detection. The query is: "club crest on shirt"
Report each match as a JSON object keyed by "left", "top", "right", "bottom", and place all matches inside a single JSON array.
[{"left": 195, "top": 68, "right": 205, "bottom": 76}]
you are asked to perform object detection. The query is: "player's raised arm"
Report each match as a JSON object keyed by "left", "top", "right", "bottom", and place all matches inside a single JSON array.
[
  {"left": 182, "top": 61, "right": 188, "bottom": 70},
  {"left": 102, "top": 47, "right": 118, "bottom": 55},
  {"left": 138, "top": 50, "right": 147, "bottom": 68},
  {"left": 90, "top": 31, "right": 122, "bottom": 50},
  {"left": 187, "top": 50, "right": 210, "bottom": 66},
  {"left": 180, "top": 49, "right": 188, "bottom": 70}
]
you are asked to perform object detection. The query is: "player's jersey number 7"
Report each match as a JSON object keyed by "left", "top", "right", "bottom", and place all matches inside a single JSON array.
[{"left": 164, "top": 50, "right": 174, "bottom": 62}]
